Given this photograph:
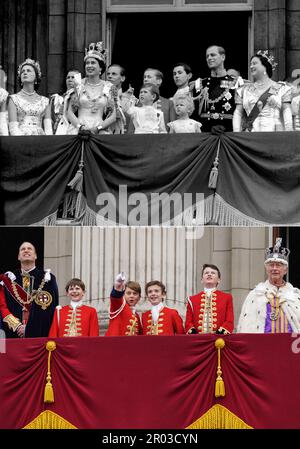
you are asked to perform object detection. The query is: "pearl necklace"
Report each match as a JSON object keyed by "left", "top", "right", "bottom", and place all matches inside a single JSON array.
[
  {"left": 254, "top": 80, "right": 270, "bottom": 88},
  {"left": 86, "top": 80, "right": 103, "bottom": 87},
  {"left": 21, "top": 89, "right": 36, "bottom": 96}
]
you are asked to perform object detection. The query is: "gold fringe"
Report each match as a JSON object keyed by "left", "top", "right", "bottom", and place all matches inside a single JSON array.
[
  {"left": 215, "top": 338, "right": 225, "bottom": 398},
  {"left": 186, "top": 404, "right": 252, "bottom": 429},
  {"left": 44, "top": 341, "right": 56, "bottom": 403},
  {"left": 23, "top": 410, "right": 77, "bottom": 429}
]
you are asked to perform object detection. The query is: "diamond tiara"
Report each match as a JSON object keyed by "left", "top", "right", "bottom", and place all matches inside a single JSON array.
[
  {"left": 257, "top": 50, "right": 278, "bottom": 71},
  {"left": 17, "top": 58, "right": 42, "bottom": 79}
]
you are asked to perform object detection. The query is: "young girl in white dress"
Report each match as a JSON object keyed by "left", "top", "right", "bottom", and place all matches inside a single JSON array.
[{"left": 168, "top": 94, "right": 202, "bottom": 133}]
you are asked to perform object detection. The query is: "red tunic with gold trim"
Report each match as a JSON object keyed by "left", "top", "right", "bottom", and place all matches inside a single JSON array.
[
  {"left": 48, "top": 304, "right": 99, "bottom": 337},
  {"left": 185, "top": 290, "right": 234, "bottom": 334},
  {"left": 105, "top": 288, "right": 142, "bottom": 336},
  {"left": 142, "top": 306, "right": 184, "bottom": 335},
  {"left": 0, "top": 285, "right": 22, "bottom": 332}
]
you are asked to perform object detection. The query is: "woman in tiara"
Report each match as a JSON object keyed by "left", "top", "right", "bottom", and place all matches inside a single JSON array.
[
  {"left": 8, "top": 59, "right": 52, "bottom": 135},
  {"left": 233, "top": 50, "right": 293, "bottom": 132},
  {"left": 67, "top": 42, "right": 116, "bottom": 134}
]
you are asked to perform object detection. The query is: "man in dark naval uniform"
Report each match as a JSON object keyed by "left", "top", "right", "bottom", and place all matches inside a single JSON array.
[
  {"left": 0, "top": 241, "right": 58, "bottom": 338},
  {"left": 193, "top": 45, "right": 236, "bottom": 132}
]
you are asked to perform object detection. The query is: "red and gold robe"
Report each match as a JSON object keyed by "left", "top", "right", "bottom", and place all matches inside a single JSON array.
[
  {"left": 142, "top": 306, "right": 184, "bottom": 335},
  {"left": 106, "top": 289, "right": 142, "bottom": 336},
  {"left": 185, "top": 290, "right": 234, "bottom": 334},
  {"left": 0, "top": 285, "right": 22, "bottom": 332},
  {"left": 49, "top": 304, "right": 99, "bottom": 337}
]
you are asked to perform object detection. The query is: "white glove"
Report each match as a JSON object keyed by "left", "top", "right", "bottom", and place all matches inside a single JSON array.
[
  {"left": 283, "top": 105, "right": 293, "bottom": 131},
  {"left": 232, "top": 107, "right": 243, "bottom": 132},
  {"left": 44, "top": 118, "right": 53, "bottom": 135},
  {"left": 115, "top": 272, "right": 126, "bottom": 283},
  {"left": 9, "top": 121, "right": 22, "bottom": 136},
  {"left": 114, "top": 272, "right": 126, "bottom": 291},
  {"left": 0, "top": 111, "right": 8, "bottom": 135}
]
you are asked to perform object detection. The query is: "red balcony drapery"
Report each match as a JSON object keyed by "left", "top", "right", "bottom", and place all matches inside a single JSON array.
[{"left": 0, "top": 334, "right": 299, "bottom": 429}]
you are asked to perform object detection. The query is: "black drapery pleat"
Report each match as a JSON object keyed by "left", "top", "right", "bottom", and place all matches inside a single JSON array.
[
  {"left": 0, "top": 135, "right": 81, "bottom": 225},
  {"left": 216, "top": 132, "right": 300, "bottom": 223},
  {"left": 84, "top": 133, "right": 216, "bottom": 225},
  {"left": 1, "top": 132, "right": 300, "bottom": 225}
]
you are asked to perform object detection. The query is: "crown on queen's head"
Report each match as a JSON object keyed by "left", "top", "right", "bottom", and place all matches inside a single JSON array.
[
  {"left": 84, "top": 42, "right": 107, "bottom": 64},
  {"left": 17, "top": 58, "right": 42, "bottom": 79},
  {"left": 264, "top": 238, "right": 290, "bottom": 265},
  {"left": 256, "top": 50, "right": 278, "bottom": 71}
]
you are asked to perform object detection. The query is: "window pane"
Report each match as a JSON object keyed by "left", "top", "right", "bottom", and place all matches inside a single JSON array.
[
  {"left": 185, "top": 0, "right": 248, "bottom": 3},
  {"left": 111, "top": 0, "right": 173, "bottom": 5}
]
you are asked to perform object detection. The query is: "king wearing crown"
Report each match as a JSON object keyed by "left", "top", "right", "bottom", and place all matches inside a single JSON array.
[{"left": 237, "top": 238, "right": 300, "bottom": 333}]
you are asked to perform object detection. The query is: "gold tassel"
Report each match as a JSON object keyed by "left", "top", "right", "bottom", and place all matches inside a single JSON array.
[
  {"left": 208, "top": 161, "right": 219, "bottom": 189},
  {"left": 23, "top": 410, "right": 77, "bottom": 429},
  {"left": 44, "top": 341, "right": 56, "bottom": 403},
  {"left": 215, "top": 338, "right": 225, "bottom": 398},
  {"left": 208, "top": 139, "right": 221, "bottom": 190},
  {"left": 186, "top": 404, "right": 252, "bottom": 429}
]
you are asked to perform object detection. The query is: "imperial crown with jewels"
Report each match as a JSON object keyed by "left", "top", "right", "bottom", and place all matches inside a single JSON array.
[
  {"left": 265, "top": 238, "right": 290, "bottom": 265},
  {"left": 84, "top": 42, "right": 107, "bottom": 64}
]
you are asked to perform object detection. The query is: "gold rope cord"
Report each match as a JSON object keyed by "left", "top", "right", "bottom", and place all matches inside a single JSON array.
[
  {"left": 215, "top": 338, "right": 225, "bottom": 397},
  {"left": 44, "top": 341, "right": 56, "bottom": 403}
]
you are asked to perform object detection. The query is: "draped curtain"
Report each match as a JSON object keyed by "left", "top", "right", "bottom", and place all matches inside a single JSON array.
[
  {"left": 1, "top": 132, "right": 300, "bottom": 225},
  {"left": 0, "top": 334, "right": 299, "bottom": 429}
]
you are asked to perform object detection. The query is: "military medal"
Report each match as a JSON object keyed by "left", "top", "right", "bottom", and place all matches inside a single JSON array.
[{"left": 33, "top": 290, "right": 53, "bottom": 310}]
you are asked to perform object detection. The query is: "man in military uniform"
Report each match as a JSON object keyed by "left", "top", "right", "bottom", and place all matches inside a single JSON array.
[
  {"left": 193, "top": 45, "right": 236, "bottom": 132},
  {"left": 185, "top": 264, "right": 234, "bottom": 335},
  {"left": 238, "top": 238, "right": 300, "bottom": 333},
  {"left": 0, "top": 241, "right": 58, "bottom": 338}
]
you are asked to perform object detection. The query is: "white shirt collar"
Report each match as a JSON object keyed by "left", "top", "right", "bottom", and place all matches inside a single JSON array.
[
  {"left": 21, "top": 266, "right": 36, "bottom": 274},
  {"left": 70, "top": 300, "right": 83, "bottom": 310},
  {"left": 151, "top": 303, "right": 164, "bottom": 323},
  {"left": 204, "top": 287, "right": 216, "bottom": 296}
]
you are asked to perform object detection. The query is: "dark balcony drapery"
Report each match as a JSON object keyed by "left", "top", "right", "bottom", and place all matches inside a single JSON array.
[{"left": 1, "top": 132, "right": 300, "bottom": 226}]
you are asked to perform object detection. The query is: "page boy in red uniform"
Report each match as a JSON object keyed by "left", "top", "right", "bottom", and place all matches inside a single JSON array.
[
  {"left": 185, "top": 264, "right": 234, "bottom": 334},
  {"left": 49, "top": 278, "right": 99, "bottom": 337},
  {"left": 142, "top": 281, "right": 184, "bottom": 335},
  {"left": 106, "top": 272, "right": 142, "bottom": 336}
]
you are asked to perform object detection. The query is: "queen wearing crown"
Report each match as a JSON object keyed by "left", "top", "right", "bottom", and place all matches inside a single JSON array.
[
  {"left": 7, "top": 58, "right": 52, "bottom": 135},
  {"left": 67, "top": 42, "right": 116, "bottom": 134},
  {"left": 233, "top": 50, "right": 293, "bottom": 132}
]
